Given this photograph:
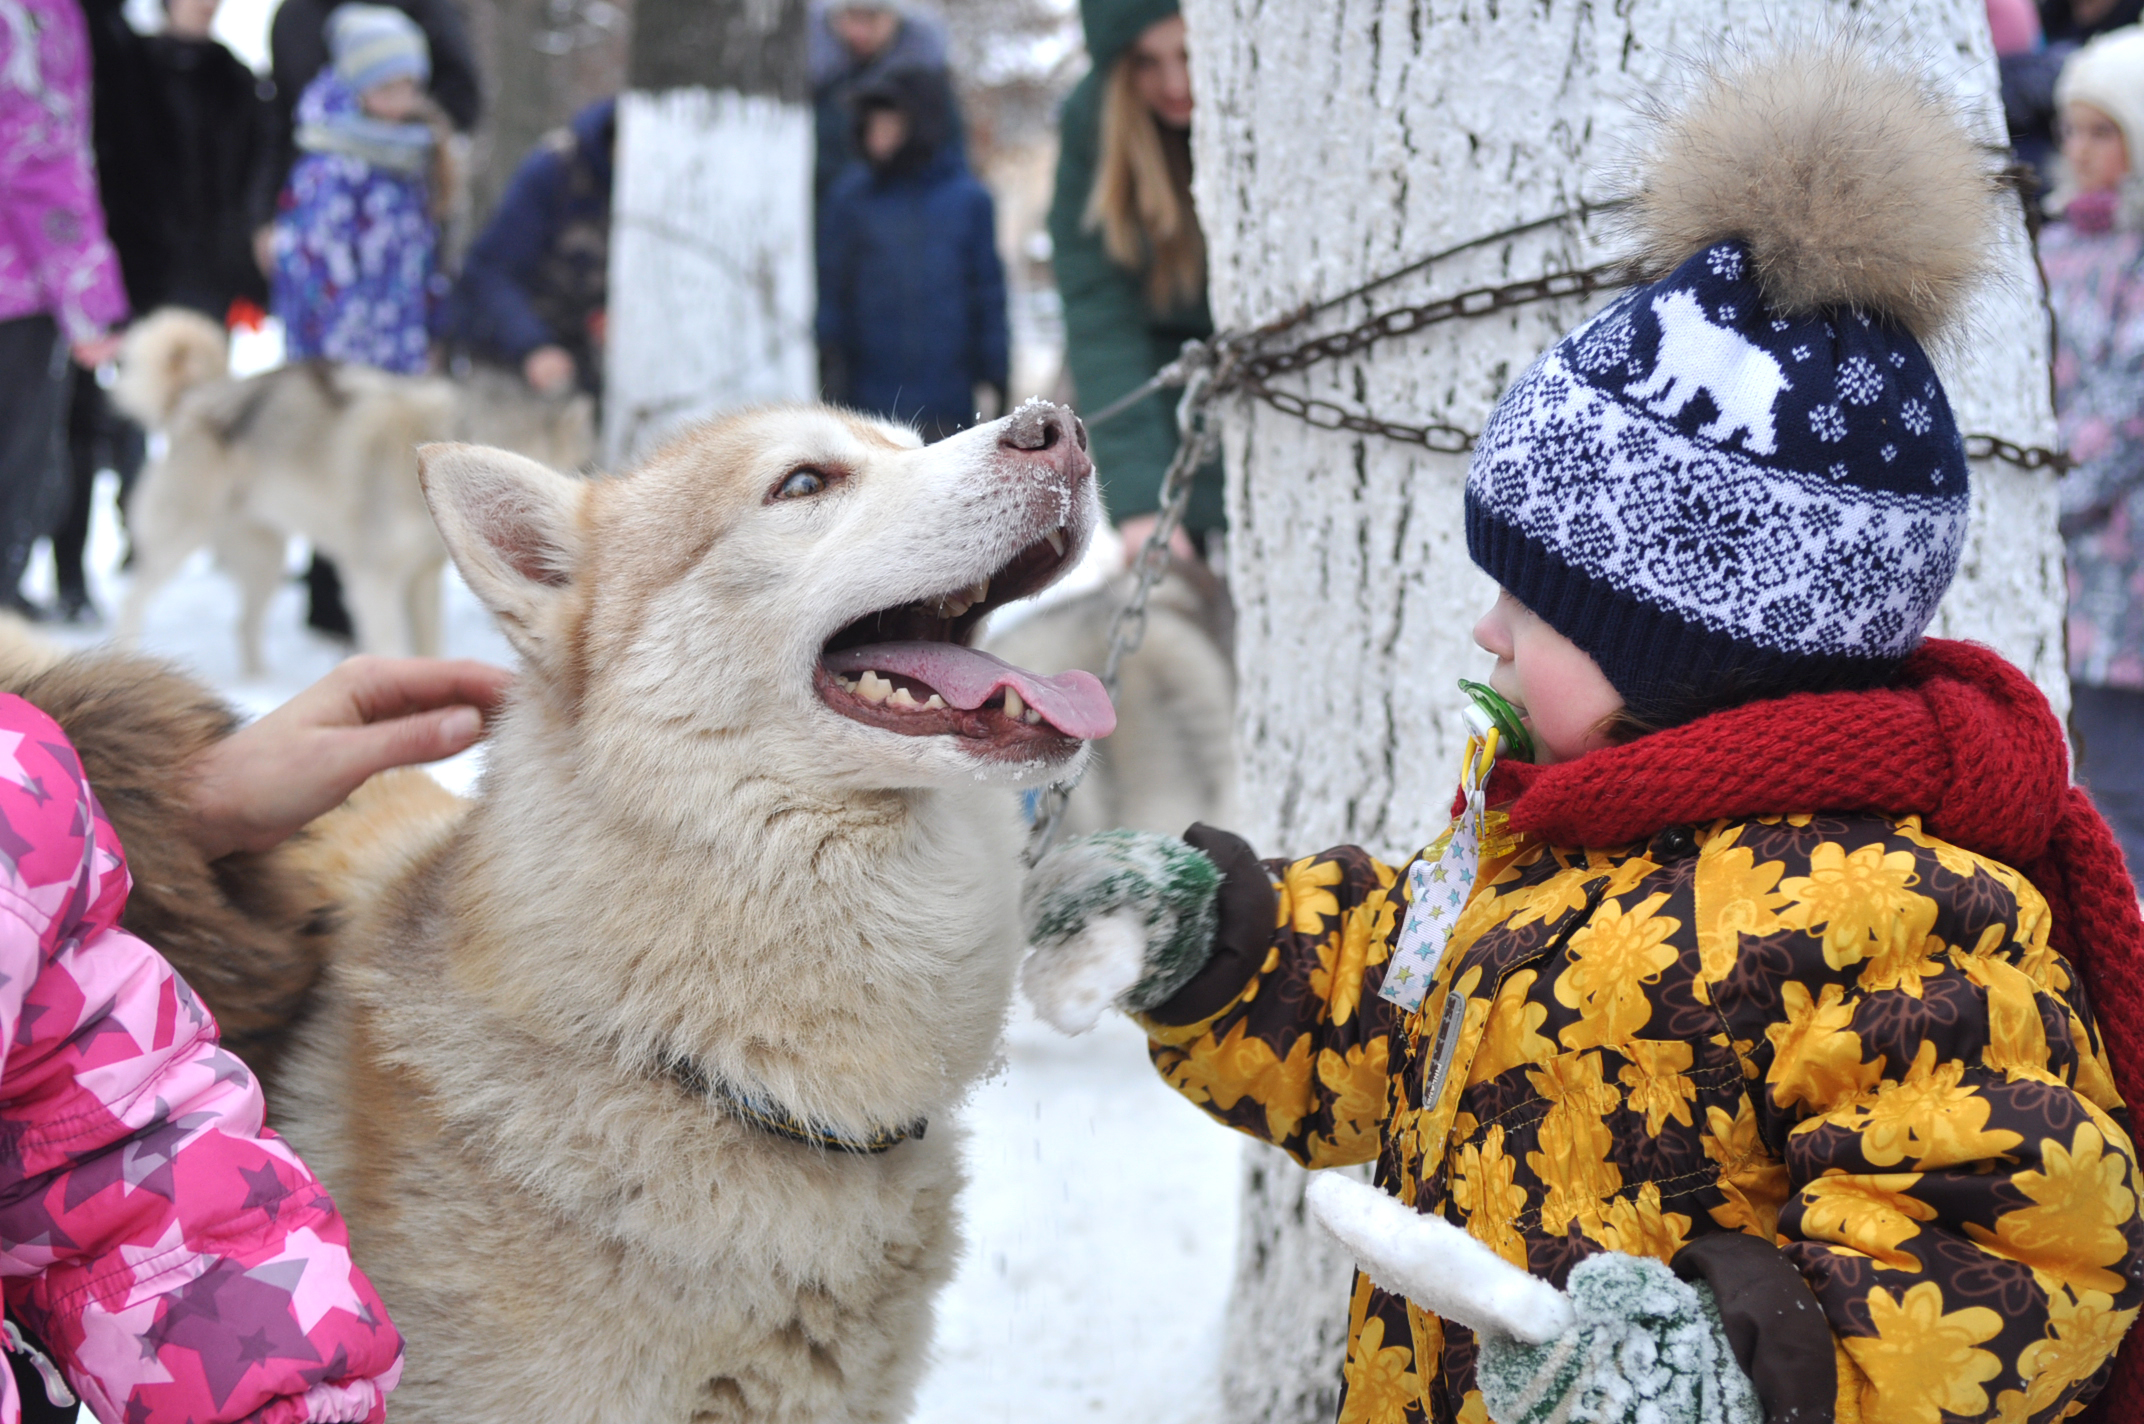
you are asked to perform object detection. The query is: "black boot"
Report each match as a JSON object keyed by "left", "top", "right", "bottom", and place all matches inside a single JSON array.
[{"left": 306, "top": 554, "right": 354, "bottom": 641}]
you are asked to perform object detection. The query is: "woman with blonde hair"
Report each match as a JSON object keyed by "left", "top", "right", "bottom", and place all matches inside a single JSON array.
[{"left": 1048, "top": 0, "right": 1222, "bottom": 550}]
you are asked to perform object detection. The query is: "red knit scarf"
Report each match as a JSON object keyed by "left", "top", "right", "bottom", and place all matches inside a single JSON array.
[{"left": 1485, "top": 638, "right": 2144, "bottom": 1417}]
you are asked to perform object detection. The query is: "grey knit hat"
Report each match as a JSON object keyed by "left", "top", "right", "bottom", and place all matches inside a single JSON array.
[{"left": 328, "top": 4, "right": 430, "bottom": 93}]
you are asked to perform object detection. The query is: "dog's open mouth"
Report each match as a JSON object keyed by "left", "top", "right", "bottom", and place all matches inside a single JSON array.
[{"left": 816, "top": 525, "right": 1115, "bottom": 752}]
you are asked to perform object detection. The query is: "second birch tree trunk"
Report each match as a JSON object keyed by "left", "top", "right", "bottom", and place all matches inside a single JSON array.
[{"left": 1176, "top": 2, "right": 2062, "bottom": 1417}]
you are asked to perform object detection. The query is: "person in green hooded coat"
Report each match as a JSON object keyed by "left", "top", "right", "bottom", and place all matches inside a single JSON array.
[{"left": 1048, "top": 0, "right": 1224, "bottom": 547}]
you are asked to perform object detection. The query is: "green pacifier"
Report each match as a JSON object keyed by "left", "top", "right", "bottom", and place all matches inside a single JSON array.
[{"left": 1457, "top": 679, "right": 1536, "bottom": 765}]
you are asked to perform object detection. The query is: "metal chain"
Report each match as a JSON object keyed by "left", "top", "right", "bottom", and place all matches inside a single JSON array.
[
  {"left": 1963, "top": 434, "right": 2071, "bottom": 472},
  {"left": 1233, "top": 262, "right": 1631, "bottom": 384},
  {"left": 1245, "top": 380, "right": 1477, "bottom": 452},
  {"left": 1025, "top": 351, "right": 1219, "bottom": 865}
]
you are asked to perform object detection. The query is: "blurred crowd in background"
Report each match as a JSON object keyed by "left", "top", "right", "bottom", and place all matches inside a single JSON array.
[
  {"left": 13, "top": 0, "right": 2144, "bottom": 885},
  {"left": 0, "top": 0, "right": 1213, "bottom": 623}
]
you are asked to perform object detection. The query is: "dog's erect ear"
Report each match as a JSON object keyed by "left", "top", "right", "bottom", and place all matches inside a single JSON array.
[{"left": 418, "top": 442, "right": 585, "bottom": 661}]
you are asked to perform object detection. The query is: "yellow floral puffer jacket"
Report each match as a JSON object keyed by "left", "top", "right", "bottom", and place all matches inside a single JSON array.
[{"left": 1144, "top": 811, "right": 2144, "bottom": 1424}]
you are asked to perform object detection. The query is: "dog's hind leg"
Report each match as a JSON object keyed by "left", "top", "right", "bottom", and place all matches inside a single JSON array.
[
  {"left": 343, "top": 566, "right": 417, "bottom": 658},
  {"left": 115, "top": 464, "right": 210, "bottom": 652},
  {"left": 405, "top": 557, "right": 444, "bottom": 658},
  {"left": 213, "top": 521, "right": 288, "bottom": 679}
]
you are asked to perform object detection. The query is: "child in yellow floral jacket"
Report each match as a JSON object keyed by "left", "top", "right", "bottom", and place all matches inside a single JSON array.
[{"left": 1021, "top": 41, "right": 2144, "bottom": 1424}]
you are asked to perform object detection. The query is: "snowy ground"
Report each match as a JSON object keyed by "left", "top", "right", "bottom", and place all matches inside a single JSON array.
[{"left": 35, "top": 466, "right": 1244, "bottom": 1421}]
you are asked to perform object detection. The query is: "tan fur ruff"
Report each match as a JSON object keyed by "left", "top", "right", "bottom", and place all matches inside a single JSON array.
[
  {"left": 1627, "top": 40, "right": 1999, "bottom": 339},
  {"left": 5, "top": 653, "right": 329, "bottom": 1087}
]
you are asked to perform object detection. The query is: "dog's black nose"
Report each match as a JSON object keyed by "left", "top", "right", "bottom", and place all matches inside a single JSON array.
[{"left": 1000, "top": 401, "right": 1072, "bottom": 453}]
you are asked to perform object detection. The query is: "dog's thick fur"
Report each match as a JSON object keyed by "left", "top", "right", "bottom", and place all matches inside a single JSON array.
[
  {"left": 112, "top": 308, "right": 594, "bottom": 674},
  {"left": 241, "top": 403, "right": 1101, "bottom": 1421},
  {"left": 1627, "top": 39, "right": 1998, "bottom": 339},
  {"left": 983, "top": 558, "right": 1237, "bottom": 838}
]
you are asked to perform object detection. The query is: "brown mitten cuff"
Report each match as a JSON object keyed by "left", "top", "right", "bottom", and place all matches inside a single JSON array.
[
  {"left": 1144, "top": 822, "right": 1277, "bottom": 1026},
  {"left": 1671, "top": 1232, "right": 1836, "bottom": 1424}
]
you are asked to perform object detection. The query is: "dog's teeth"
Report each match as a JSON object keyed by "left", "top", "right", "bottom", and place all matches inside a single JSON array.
[
  {"left": 924, "top": 694, "right": 946, "bottom": 710},
  {"left": 967, "top": 577, "right": 990, "bottom": 605},
  {"left": 932, "top": 594, "right": 974, "bottom": 619},
  {"left": 888, "top": 687, "right": 919, "bottom": 708},
  {"left": 1022, "top": 708, "right": 1042, "bottom": 725},
  {"left": 1045, "top": 528, "right": 1067, "bottom": 557},
  {"left": 1002, "top": 687, "right": 1025, "bottom": 721},
  {"left": 856, "top": 670, "right": 892, "bottom": 703}
]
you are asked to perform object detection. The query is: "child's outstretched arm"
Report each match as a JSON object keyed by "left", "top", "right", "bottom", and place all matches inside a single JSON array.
[
  {"left": 0, "top": 696, "right": 402, "bottom": 1423},
  {"left": 1023, "top": 825, "right": 1403, "bottom": 1169}
]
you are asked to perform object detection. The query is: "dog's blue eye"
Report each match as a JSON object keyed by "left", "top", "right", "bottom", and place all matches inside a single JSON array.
[{"left": 775, "top": 468, "right": 828, "bottom": 500}]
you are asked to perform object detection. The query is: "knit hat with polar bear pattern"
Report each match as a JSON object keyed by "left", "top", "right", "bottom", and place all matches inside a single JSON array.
[{"left": 1464, "top": 40, "right": 2001, "bottom": 726}]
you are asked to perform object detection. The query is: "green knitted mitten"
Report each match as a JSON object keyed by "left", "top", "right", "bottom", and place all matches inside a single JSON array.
[
  {"left": 1476, "top": 1252, "right": 1763, "bottom": 1424},
  {"left": 1021, "top": 830, "right": 1222, "bottom": 1033}
]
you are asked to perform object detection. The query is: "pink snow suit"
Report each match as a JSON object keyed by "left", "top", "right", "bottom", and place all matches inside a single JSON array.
[
  {"left": 0, "top": 693, "right": 401, "bottom": 1423},
  {"left": 0, "top": 0, "right": 128, "bottom": 340}
]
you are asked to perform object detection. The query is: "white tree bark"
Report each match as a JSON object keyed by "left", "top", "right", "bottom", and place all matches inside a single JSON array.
[
  {"left": 604, "top": 89, "right": 816, "bottom": 463},
  {"left": 1177, "top": 3, "right": 2060, "bottom": 1418}
]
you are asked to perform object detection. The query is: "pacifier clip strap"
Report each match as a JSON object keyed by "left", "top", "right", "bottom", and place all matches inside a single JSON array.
[{"left": 1379, "top": 725, "right": 1500, "bottom": 1014}]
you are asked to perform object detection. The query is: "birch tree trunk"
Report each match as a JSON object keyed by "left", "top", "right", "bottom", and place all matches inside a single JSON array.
[
  {"left": 1176, "top": 3, "right": 2061, "bottom": 1418},
  {"left": 604, "top": 0, "right": 814, "bottom": 463}
]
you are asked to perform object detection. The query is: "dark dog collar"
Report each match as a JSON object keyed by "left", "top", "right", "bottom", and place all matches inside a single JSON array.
[{"left": 663, "top": 1055, "right": 926, "bottom": 1155}]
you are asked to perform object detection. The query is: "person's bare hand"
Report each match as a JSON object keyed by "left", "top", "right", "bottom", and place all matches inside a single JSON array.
[
  {"left": 522, "top": 345, "right": 576, "bottom": 395},
  {"left": 188, "top": 656, "right": 514, "bottom": 860},
  {"left": 1116, "top": 514, "right": 1199, "bottom": 567},
  {"left": 70, "top": 332, "right": 123, "bottom": 368},
  {"left": 253, "top": 224, "right": 277, "bottom": 277}
]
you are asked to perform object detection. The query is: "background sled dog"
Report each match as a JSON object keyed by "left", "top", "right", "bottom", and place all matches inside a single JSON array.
[
  {"left": 249, "top": 400, "right": 1108, "bottom": 1421},
  {"left": 111, "top": 308, "right": 594, "bottom": 675}
]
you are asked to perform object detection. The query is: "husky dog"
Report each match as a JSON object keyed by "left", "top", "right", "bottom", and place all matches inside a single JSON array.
[
  {"left": 111, "top": 308, "right": 594, "bottom": 674},
  {"left": 265, "top": 401, "right": 1107, "bottom": 1421}
]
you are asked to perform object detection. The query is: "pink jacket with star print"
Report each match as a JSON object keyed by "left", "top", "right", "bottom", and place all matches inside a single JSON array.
[{"left": 0, "top": 693, "right": 401, "bottom": 1423}]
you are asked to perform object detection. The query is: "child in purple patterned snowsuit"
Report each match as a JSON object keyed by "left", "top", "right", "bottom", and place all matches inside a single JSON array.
[{"left": 269, "top": 4, "right": 440, "bottom": 375}]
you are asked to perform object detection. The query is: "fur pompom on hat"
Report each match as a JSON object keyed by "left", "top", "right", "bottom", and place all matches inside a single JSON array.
[
  {"left": 1466, "top": 39, "right": 2002, "bottom": 726},
  {"left": 1627, "top": 40, "right": 1996, "bottom": 342},
  {"left": 327, "top": 3, "right": 430, "bottom": 94}
]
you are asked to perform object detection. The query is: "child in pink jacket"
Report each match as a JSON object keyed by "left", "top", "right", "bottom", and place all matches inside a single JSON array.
[{"left": 0, "top": 683, "right": 418, "bottom": 1424}]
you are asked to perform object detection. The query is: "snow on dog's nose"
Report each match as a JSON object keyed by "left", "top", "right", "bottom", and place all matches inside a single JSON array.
[{"left": 994, "top": 400, "right": 1092, "bottom": 495}]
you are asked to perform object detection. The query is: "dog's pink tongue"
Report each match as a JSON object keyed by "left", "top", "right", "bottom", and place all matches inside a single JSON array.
[{"left": 826, "top": 642, "right": 1116, "bottom": 739}]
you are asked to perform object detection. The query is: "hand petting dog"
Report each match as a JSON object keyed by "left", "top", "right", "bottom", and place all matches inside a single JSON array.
[{"left": 188, "top": 655, "right": 513, "bottom": 859}]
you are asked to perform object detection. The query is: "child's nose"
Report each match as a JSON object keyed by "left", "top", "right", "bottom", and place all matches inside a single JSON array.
[{"left": 1471, "top": 611, "right": 1507, "bottom": 658}]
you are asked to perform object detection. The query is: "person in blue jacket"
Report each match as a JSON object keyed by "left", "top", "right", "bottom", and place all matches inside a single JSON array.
[
  {"left": 816, "top": 65, "right": 1008, "bottom": 441},
  {"left": 441, "top": 97, "right": 614, "bottom": 397},
  {"left": 809, "top": 1, "right": 953, "bottom": 203}
]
